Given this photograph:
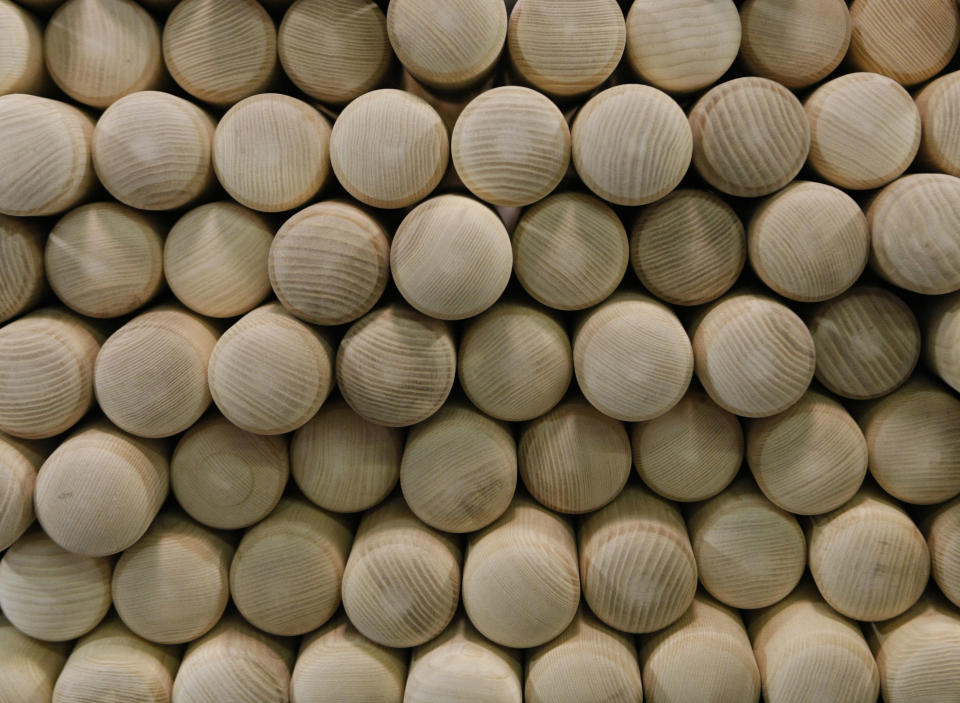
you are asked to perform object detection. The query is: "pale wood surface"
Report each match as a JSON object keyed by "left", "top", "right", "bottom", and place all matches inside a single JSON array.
[
  {"left": 0, "top": 614, "right": 68, "bottom": 703},
  {"left": 922, "top": 498, "right": 960, "bottom": 608},
  {"left": 917, "top": 71, "right": 960, "bottom": 177},
  {"left": 0, "top": 432, "right": 47, "bottom": 551},
  {"left": 926, "top": 291, "right": 960, "bottom": 392},
  {"left": 400, "top": 70, "right": 494, "bottom": 136},
  {"left": 0, "top": 0, "right": 46, "bottom": 95},
  {"left": 0, "top": 215, "right": 44, "bottom": 324}
]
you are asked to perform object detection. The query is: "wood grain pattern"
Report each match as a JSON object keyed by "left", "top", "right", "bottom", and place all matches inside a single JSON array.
[
  {"left": 630, "top": 188, "right": 744, "bottom": 306},
  {"left": 336, "top": 303, "right": 456, "bottom": 427},
  {"left": 868, "top": 173, "right": 960, "bottom": 295},
  {"left": 392, "top": 195, "right": 512, "bottom": 320},
  {"left": 278, "top": 0, "right": 391, "bottom": 105},
  {"left": 507, "top": 0, "right": 624, "bottom": 98},
  {"left": 45, "top": 201, "right": 164, "bottom": 318},
  {"left": 689, "top": 77, "right": 809, "bottom": 198},
  {"left": 0, "top": 527, "right": 111, "bottom": 642},
  {"left": 526, "top": 606, "right": 643, "bottom": 703},
  {"left": 916, "top": 71, "right": 960, "bottom": 177},
  {"left": 163, "top": 0, "right": 277, "bottom": 106},
  {"left": 269, "top": 200, "right": 389, "bottom": 326},
  {"left": 231, "top": 497, "right": 352, "bottom": 637},
  {"left": 687, "top": 478, "right": 806, "bottom": 609},
  {"left": 519, "top": 396, "right": 630, "bottom": 514},
  {"left": 0, "top": 0, "right": 46, "bottom": 95},
  {"left": 462, "top": 495, "right": 579, "bottom": 648},
  {"left": 94, "top": 305, "right": 219, "bottom": 438},
  {"left": 632, "top": 388, "right": 742, "bottom": 503},
  {"left": 401, "top": 401, "right": 516, "bottom": 533},
  {"left": 624, "top": 0, "right": 740, "bottom": 93},
  {"left": 208, "top": 303, "right": 334, "bottom": 436},
  {"left": 0, "top": 432, "right": 48, "bottom": 551},
  {"left": 0, "top": 95, "right": 95, "bottom": 217},
  {"left": 0, "top": 614, "right": 68, "bottom": 703},
  {"left": 740, "top": 0, "right": 850, "bottom": 88},
  {"left": 808, "top": 484, "right": 930, "bottom": 621},
  {"left": 572, "top": 84, "right": 691, "bottom": 206},
  {"left": 330, "top": 88, "right": 447, "bottom": 209},
  {"left": 513, "top": 192, "right": 628, "bottom": 311},
  {"left": 452, "top": 86, "right": 569, "bottom": 207},
  {"left": 92, "top": 90, "right": 215, "bottom": 211},
  {"left": 748, "top": 182, "right": 869, "bottom": 303},
  {"left": 165, "top": 201, "right": 274, "bottom": 319},
  {"left": 922, "top": 498, "right": 960, "bottom": 608},
  {"left": 34, "top": 419, "right": 168, "bottom": 556},
  {"left": 849, "top": 0, "right": 959, "bottom": 86},
  {"left": 579, "top": 484, "right": 697, "bottom": 634},
  {"left": 0, "top": 216, "right": 44, "bottom": 324},
  {"left": 926, "top": 291, "right": 960, "bottom": 392},
  {"left": 746, "top": 390, "right": 868, "bottom": 516},
  {"left": 342, "top": 496, "right": 461, "bottom": 648},
  {"left": 0, "top": 307, "right": 102, "bottom": 439},
  {"left": 808, "top": 286, "right": 920, "bottom": 399},
  {"left": 574, "top": 291, "right": 693, "bottom": 422}
]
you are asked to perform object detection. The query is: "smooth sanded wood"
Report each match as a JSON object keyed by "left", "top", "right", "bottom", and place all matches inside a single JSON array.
[
  {"left": 172, "top": 413, "right": 288, "bottom": 530},
  {"left": 689, "top": 77, "right": 809, "bottom": 198},
  {"left": 0, "top": 308, "right": 101, "bottom": 439},
  {"left": 163, "top": 0, "right": 277, "bottom": 106},
  {"left": 34, "top": 420, "right": 168, "bottom": 556},
  {"left": 526, "top": 606, "right": 643, "bottom": 703},
  {"left": 342, "top": 496, "right": 461, "bottom": 648},
  {"left": 807, "top": 286, "right": 920, "bottom": 399},
  {"left": 387, "top": 0, "right": 506, "bottom": 91},
  {"left": 0, "top": 528, "right": 111, "bottom": 642},
  {"left": 278, "top": 0, "right": 391, "bottom": 105},
  {"left": 740, "top": 0, "right": 850, "bottom": 88},
  {"left": 392, "top": 195, "right": 512, "bottom": 320},
  {"left": 691, "top": 292, "right": 816, "bottom": 418},
  {"left": 330, "top": 89, "right": 447, "bottom": 209},
  {"left": 401, "top": 401, "right": 516, "bottom": 533},
  {"left": 507, "top": 0, "right": 624, "bottom": 98},
  {"left": 746, "top": 390, "right": 868, "bottom": 516},
  {"left": 165, "top": 201, "right": 274, "bottom": 319},
  {"left": 625, "top": 0, "right": 740, "bottom": 93},
  {"left": 0, "top": 0, "right": 46, "bottom": 95},
  {"left": 45, "top": 201, "right": 164, "bottom": 318},
  {"left": 573, "top": 291, "right": 693, "bottom": 423},
  {"left": 686, "top": 478, "right": 806, "bottom": 610},
  {"left": 579, "top": 484, "right": 697, "bottom": 634},
  {"left": 452, "top": 86, "right": 569, "bottom": 207},
  {"left": 926, "top": 291, "right": 960, "bottom": 392},
  {"left": 922, "top": 498, "right": 960, "bottom": 608},
  {"left": 290, "top": 615, "right": 407, "bottom": 703},
  {"left": 336, "top": 303, "right": 456, "bottom": 427},
  {"left": 632, "top": 389, "right": 742, "bottom": 503},
  {"left": 630, "top": 189, "right": 744, "bottom": 306},
  {"left": 0, "top": 433, "right": 48, "bottom": 550},
  {"left": 808, "top": 484, "right": 930, "bottom": 621},
  {"left": 519, "top": 397, "right": 630, "bottom": 515},
  {"left": 0, "top": 614, "right": 68, "bottom": 703},
  {"left": 0, "top": 95, "right": 95, "bottom": 217},
  {"left": 805, "top": 72, "right": 921, "bottom": 190},
  {"left": 916, "top": 71, "right": 960, "bottom": 177},
  {"left": 231, "top": 497, "right": 352, "bottom": 637},
  {"left": 0, "top": 216, "right": 44, "bottom": 324},
  {"left": 94, "top": 305, "right": 219, "bottom": 438},
  {"left": 513, "top": 192, "right": 628, "bottom": 311},
  {"left": 572, "top": 84, "right": 691, "bottom": 206},
  {"left": 748, "top": 182, "right": 869, "bottom": 302}
]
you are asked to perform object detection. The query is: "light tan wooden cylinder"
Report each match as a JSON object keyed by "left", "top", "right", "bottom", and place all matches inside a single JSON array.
[
  {"left": 691, "top": 292, "right": 815, "bottom": 418},
  {"left": 748, "top": 582, "right": 880, "bottom": 703},
  {"left": 290, "top": 615, "right": 407, "bottom": 703},
  {"left": 172, "top": 413, "right": 288, "bottom": 530},
  {"left": 526, "top": 606, "right": 643, "bottom": 703},
  {"left": 34, "top": 419, "right": 168, "bottom": 557},
  {"left": 0, "top": 216, "right": 44, "bottom": 324},
  {"left": 0, "top": 0, "right": 46, "bottom": 96},
  {"left": 336, "top": 303, "right": 456, "bottom": 427},
  {"left": 173, "top": 613, "right": 295, "bottom": 703},
  {"left": 0, "top": 528, "right": 111, "bottom": 642},
  {"left": 687, "top": 478, "right": 806, "bottom": 610},
  {"left": 917, "top": 71, "right": 960, "bottom": 177},
  {"left": 808, "top": 485, "right": 930, "bottom": 621},
  {"left": 927, "top": 290, "right": 960, "bottom": 393},
  {"left": 459, "top": 301, "right": 571, "bottom": 421},
  {"left": 0, "top": 614, "right": 68, "bottom": 703},
  {"left": 45, "top": 201, "right": 164, "bottom": 318},
  {"left": 231, "top": 497, "right": 352, "bottom": 637},
  {"left": 93, "top": 90, "right": 215, "bottom": 211},
  {"left": 689, "top": 77, "right": 810, "bottom": 198},
  {"left": 0, "top": 95, "right": 95, "bottom": 217},
  {"left": 922, "top": 498, "right": 960, "bottom": 608},
  {"left": 94, "top": 305, "right": 219, "bottom": 438},
  {"left": 746, "top": 390, "right": 867, "bottom": 516},
  {"left": 0, "top": 308, "right": 102, "bottom": 439},
  {"left": 579, "top": 484, "right": 697, "bottom": 634},
  {"left": 208, "top": 303, "right": 334, "bottom": 436},
  {"left": 165, "top": 201, "right": 274, "bottom": 319},
  {"left": 0, "top": 432, "right": 48, "bottom": 550}
]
